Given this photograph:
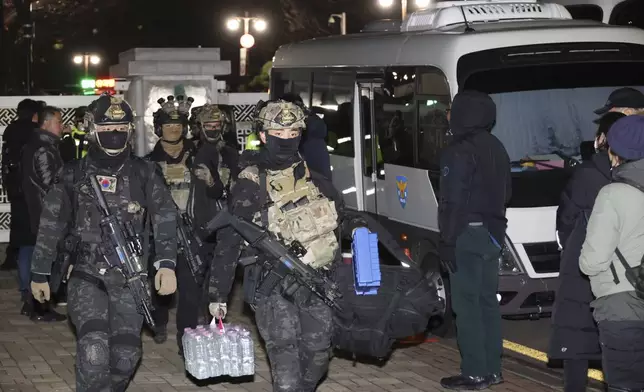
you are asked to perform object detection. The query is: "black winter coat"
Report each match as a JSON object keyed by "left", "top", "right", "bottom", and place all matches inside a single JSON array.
[
  {"left": 21, "top": 129, "right": 63, "bottom": 245},
  {"left": 548, "top": 151, "right": 610, "bottom": 360},
  {"left": 1, "top": 119, "right": 36, "bottom": 246}
]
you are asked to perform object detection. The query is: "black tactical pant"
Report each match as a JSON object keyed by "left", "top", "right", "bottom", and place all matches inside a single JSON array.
[
  {"left": 450, "top": 225, "right": 503, "bottom": 377},
  {"left": 150, "top": 254, "right": 203, "bottom": 350},
  {"left": 598, "top": 320, "right": 644, "bottom": 391},
  {"left": 68, "top": 263, "right": 143, "bottom": 392},
  {"left": 255, "top": 287, "right": 333, "bottom": 392}
]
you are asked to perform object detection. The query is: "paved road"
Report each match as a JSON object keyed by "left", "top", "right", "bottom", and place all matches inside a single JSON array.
[
  {"left": 502, "top": 318, "right": 552, "bottom": 354},
  {"left": 0, "top": 271, "right": 574, "bottom": 392}
]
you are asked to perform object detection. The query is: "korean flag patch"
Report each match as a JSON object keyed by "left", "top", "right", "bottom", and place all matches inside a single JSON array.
[{"left": 96, "top": 175, "right": 117, "bottom": 193}]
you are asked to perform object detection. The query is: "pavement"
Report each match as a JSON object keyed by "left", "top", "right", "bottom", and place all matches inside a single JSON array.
[{"left": 0, "top": 269, "right": 592, "bottom": 392}]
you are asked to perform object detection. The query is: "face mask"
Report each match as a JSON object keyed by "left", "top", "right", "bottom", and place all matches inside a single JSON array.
[
  {"left": 204, "top": 130, "right": 222, "bottom": 142},
  {"left": 97, "top": 131, "right": 129, "bottom": 152},
  {"left": 265, "top": 134, "right": 301, "bottom": 166}
]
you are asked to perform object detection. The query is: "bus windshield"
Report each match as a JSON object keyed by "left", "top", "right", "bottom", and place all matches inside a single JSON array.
[{"left": 459, "top": 43, "right": 644, "bottom": 206}]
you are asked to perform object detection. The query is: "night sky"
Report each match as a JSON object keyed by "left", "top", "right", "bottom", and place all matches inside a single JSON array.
[{"left": 1, "top": 0, "right": 404, "bottom": 94}]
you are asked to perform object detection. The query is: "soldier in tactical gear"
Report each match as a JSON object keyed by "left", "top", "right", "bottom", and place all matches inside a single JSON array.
[
  {"left": 146, "top": 95, "right": 201, "bottom": 350},
  {"left": 209, "top": 99, "right": 342, "bottom": 392},
  {"left": 29, "top": 93, "right": 178, "bottom": 392},
  {"left": 189, "top": 104, "right": 240, "bottom": 226}
]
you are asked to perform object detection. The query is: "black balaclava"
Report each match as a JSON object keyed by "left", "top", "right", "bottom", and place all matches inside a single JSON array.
[{"left": 262, "top": 133, "right": 302, "bottom": 169}]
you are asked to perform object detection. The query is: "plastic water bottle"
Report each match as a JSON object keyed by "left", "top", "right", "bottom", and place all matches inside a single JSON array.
[
  {"left": 227, "top": 329, "right": 241, "bottom": 377},
  {"left": 182, "top": 328, "right": 194, "bottom": 371},
  {"left": 219, "top": 328, "right": 231, "bottom": 376},
  {"left": 239, "top": 329, "right": 255, "bottom": 375},
  {"left": 194, "top": 333, "right": 208, "bottom": 379}
]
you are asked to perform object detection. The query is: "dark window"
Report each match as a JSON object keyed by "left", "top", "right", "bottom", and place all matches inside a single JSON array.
[
  {"left": 610, "top": 0, "right": 644, "bottom": 30},
  {"left": 270, "top": 69, "right": 312, "bottom": 105},
  {"left": 373, "top": 67, "right": 416, "bottom": 168},
  {"left": 416, "top": 70, "right": 451, "bottom": 170},
  {"left": 312, "top": 71, "right": 355, "bottom": 157},
  {"left": 565, "top": 5, "right": 603, "bottom": 21}
]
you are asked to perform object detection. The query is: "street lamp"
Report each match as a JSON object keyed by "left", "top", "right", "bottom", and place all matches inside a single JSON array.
[
  {"left": 328, "top": 13, "right": 347, "bottom": 35},
  {"left": 72, "top": 53, "right": 101, "bottom": 77},
  {"left": 379, "top": 0, "right": 431, "bottom": 19},
  {"left": 226, "top": 12, "right": 267, "bottom": 77}
]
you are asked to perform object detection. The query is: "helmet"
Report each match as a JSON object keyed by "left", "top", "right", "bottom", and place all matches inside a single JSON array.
[
  {"left": 191, "top": 104, "right": 234, "bottom": 142},
  {"left": 255, "top": 99, "right": 307, "bottom": 133},
  {"left": 153, "top": 95, "right": 193, "bottom": 137},
  {"left": 85, "top": 93, "right": 135, "bottom": 155}
]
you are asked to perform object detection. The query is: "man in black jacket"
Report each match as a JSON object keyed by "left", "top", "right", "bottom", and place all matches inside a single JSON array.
[
  {"left": 21, "top": 106, "right": 66, "bottom": 322},
  {"left": 439, "top": 91, "right": 511, "bottom": 390},
  {"left": 1, "top": 99, "right": 39, "bottom": 273}
]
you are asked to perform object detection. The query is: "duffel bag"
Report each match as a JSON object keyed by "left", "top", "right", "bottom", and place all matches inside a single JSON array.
[{"left": 330, "top": 262, "right": 444, "bottom": 359}]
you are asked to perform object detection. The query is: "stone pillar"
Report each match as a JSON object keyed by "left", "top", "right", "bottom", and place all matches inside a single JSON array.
[{"left": 109, "top": 48, "right": 231, "bottom": 156}]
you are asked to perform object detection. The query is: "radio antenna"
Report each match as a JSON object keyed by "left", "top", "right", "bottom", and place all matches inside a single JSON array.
[{"left": 459, "top": 6, "right": 476, "bottom": 32}]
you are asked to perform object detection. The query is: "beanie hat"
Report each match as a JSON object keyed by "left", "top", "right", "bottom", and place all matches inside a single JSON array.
[{"left": 606, "top": 115, "right": 644, "bottom": 160}]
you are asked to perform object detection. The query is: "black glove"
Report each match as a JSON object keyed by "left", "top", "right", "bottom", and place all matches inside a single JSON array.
[{"left": 439, "top": 242, "right": 457, "bottom": 274}]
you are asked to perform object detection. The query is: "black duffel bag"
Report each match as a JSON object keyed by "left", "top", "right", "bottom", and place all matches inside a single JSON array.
[{"left": 330, "top": 261, "right": 444, "bottom": 360}]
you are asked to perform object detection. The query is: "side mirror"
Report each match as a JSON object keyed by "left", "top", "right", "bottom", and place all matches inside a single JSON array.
[{"left": 580, "top": 141, "right": 595, "bottom": 162}]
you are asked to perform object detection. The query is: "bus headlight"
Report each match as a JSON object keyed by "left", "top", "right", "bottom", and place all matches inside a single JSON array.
[{"left": 499, "top": 237, "right": 524, "bottom": 275}]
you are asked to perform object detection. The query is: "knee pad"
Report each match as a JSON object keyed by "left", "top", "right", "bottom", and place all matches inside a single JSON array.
[
  {"left": 78, "top": 333, "right": 110, "bottom": 368},
  {"left": 110, "top": 333, "right": 142, "bottom": 374}
]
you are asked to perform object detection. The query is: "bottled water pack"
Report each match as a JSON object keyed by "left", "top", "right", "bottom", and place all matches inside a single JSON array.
[{"left": 182, "top": 318, "right": 255, "bottom": 380}]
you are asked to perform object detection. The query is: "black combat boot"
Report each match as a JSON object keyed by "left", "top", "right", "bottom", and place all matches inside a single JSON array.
[
  {"left": 30, "top": 301, "right": 66, "bottom": 322},
  {"left": 440, "top": 375, "right": 492, "bottom": 390},
  {"left": 488, "top": 373, "right": 504, "bottom": 385},
  {"left": 154, "top": 325, "right": 168, "bottom": 344}
]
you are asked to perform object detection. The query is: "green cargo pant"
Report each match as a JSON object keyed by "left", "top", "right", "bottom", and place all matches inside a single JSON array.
[{"left": 450, "top": 225, "right": 503, "bottom": 377}]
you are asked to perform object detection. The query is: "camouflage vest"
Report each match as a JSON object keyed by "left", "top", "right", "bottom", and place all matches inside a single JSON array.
[
  {"left": 158, "top": 151, "right": 191, "bottom": 211},
  {"left": 238, "top": 163, "right": 339, "bottom": 269}
]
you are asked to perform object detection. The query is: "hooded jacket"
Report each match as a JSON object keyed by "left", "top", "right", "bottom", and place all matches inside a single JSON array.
[
  {"left": 580, "top": 159, "right": 644, "bottom": 299},
  {"left": 438, "top": 91, "right": 512, "bottom": 254},
  {"left": 300, "top": 114, "right": 332, "bottom": 179}
]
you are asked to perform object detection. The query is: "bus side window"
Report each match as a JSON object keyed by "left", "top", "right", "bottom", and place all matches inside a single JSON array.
[
  {"left": 416, "top": 69, "right": 451, "bottom": 170},
  {"left": 375, "top": 67, "right": 416, "bottom": 168},
  {"left": 311, "top": 71, "right": 355, "bottom": 158}
]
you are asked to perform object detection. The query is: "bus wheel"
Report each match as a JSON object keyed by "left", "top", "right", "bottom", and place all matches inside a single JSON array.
[{"left": 412, "top": 239, "right": 455, "bottom": 338}]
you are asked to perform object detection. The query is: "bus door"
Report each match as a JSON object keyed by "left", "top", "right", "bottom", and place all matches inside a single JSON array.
[{"left": 356, "top": 81, "right": 387, "bottom": 216}]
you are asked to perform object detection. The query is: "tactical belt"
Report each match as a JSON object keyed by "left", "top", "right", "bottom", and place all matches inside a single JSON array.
[{"left": 70, "top": 269, "right": 108, "bottom": 293}]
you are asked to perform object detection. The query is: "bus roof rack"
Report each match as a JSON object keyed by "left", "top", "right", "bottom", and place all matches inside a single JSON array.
[
  {"left": 361, "top": 19, "right": 402, "bottom": 33},
  {"left": 401, "top": 0, "right": 573, "bottom": 32}
]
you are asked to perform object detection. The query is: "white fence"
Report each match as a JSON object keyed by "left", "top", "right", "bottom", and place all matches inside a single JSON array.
[{"left": 0, "top": 92, "right": 266, "bottom": 243}]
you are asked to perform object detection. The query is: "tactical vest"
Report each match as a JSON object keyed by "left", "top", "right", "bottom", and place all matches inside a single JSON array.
[
  {"left": 66, "top": 159, "right": 149, "bottom": 251},
  {"left": 238, "top": 163, "right": 339, "bottom": 269},
  {"left": 158, "top": 151, "right": 191, "bottom": 211}
]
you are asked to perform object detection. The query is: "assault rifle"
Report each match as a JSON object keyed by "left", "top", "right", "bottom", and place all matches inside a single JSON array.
[
  {"left": 88, "top": 175, "right": 156, "bottom": 329},
  {"left": 205, "top": 209, "right": 343, "bottom": 311},
  {"left": 176, "top": 209, "right": 206, "bottom": 286}
]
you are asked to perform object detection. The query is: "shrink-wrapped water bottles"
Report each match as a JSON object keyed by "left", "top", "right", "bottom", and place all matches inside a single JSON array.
[{"left": 182, "top": 318, "right": 255, "bottom": 379}]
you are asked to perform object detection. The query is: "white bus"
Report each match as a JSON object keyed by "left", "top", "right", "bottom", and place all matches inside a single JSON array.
[{"left": 270, "top": 0, "right": 644, "bottom": 334}]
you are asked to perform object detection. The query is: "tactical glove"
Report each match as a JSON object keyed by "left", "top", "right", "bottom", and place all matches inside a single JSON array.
[
  {"left": 154, "top": 268, "right": 177, "bottom": 296},
  {"left": 194, "top": 163, "right": 214, "bottom": 187},
  {"left": 31, "top": 282, "right": 51, "bottom": 303},
  {"left": 209, "top": 302, "right": 227, "bottom": 319}
]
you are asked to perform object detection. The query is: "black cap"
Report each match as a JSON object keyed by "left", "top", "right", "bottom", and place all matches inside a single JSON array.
[{"left": 594, "top": 87, "right": 644, "bottom": 115}]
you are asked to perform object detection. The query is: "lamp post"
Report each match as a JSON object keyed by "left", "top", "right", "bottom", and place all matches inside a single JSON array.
[
  {"left": 378, "top": 0, "right": 431, "bottom": 19},
  {"left": 73, "top": 53, "right": 101, "bottom": 77},
  {"left": 328, "top": 12, "right": 347, "bottom": 35},
  {"left": 226, "top": 12, "right": 267, "bottom": 77}
]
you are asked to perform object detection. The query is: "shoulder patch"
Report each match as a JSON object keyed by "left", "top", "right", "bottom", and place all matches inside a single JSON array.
[{"left": 238, "top": 166, "right": 260, "bottom": 184}]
